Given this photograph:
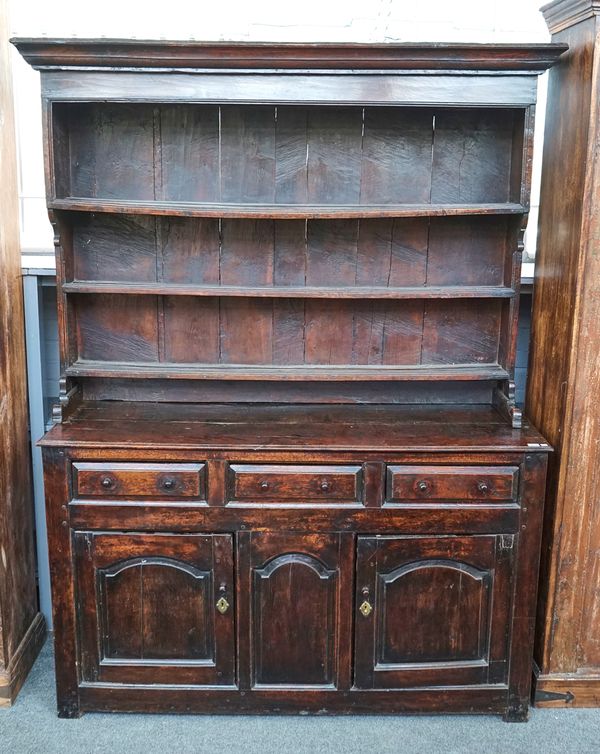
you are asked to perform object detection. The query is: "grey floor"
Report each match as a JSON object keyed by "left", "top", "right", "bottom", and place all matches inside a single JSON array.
[{"left": 1, "top": 641, "right": 599, "bottom": 754}]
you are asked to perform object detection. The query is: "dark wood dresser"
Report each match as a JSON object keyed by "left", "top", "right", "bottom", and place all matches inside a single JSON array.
[{"left": 13, "top": 39, "right": 565, "bottom": 720}]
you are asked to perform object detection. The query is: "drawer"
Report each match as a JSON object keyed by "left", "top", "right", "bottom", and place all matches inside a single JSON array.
[
  {"left": 227, "top": 464, "right": 363, "bottom": 504},
  {"left": 72, "top": 462, "right": 206, "bottom": 500},
  {"left": 386, "top": 465, "right": 519, "bottom": 503}
]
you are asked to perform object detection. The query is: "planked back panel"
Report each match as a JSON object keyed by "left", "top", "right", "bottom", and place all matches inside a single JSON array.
[
  {"left": 70, "top": 214, "right": 512, "bottom": 288},
  {"left": 72, "top": 293, "right": 503, "bottom": 368},
  {"left": 56, "top": 103, "right": 522, "bottom": 206}
]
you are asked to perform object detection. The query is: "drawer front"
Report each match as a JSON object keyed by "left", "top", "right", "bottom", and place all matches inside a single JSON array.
[
  {"left": 386, "top": 465, "right": 518, "bottom": 503},
  {"left": 227, "top": 464, "right": 363, "bottom": 504},
  {"left": 73, "top": 462, "right": 206, "bottom": 500}
]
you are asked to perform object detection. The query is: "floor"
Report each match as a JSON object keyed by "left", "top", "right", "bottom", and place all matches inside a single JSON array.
[{"left": 1, "top": 641, "right": 599, "bottom": 754}]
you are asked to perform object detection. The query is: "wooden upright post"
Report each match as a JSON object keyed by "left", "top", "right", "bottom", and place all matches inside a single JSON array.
[
  {"left": 0, "top": 0, "right": 45, "bottom": 705},
  {"left": 529, "top": 0, "right": 600, "bottom": 706}
]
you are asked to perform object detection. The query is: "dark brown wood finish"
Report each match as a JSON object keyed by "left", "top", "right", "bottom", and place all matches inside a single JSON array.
[
  {"left": 12, "top": 39, "right": 566, "bottom": 71},
  {"left": 527, "top": 0, "right": 600, "bottom": 708},
  {"left": 0, "top": 6, "right": 45, "bottom": 706},
  {"left": 13, "top": 38, "right": 563, "bottom": 719},
  {"left": 227, "top": 464, "right": 363, "bottom": 504},
  {"left": 386, "top": 465, "right": 519, "bottom": 503},
  {"left": 74, "top": 532, "right": 235, "bottom": 685},
  {"left": 354, "top": 535, "right": 514, "bottom": 688},
  {"left": 244, "top": 532, "right": 351, "bottom": 689},
  {"left": 72, "top": 462, "right": 206, "bottom": 500}
]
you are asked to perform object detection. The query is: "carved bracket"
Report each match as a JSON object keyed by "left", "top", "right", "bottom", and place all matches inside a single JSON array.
[
  {"left": 52, "top": 377, "right": 81, "bottom": 424},
  {"left": 49, "top": 209, "right": 81, "bottom": 424},
  {"left": 493, "top": 381, "right": 523, "bottom": 429}
]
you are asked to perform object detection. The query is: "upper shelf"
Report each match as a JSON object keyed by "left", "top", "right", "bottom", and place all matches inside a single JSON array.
[
  {"left": 11, "top": 39, "right": 568, "bottom": 72},
  {"left": 50, "top": 198, "right": 527, "bottom": 220}
]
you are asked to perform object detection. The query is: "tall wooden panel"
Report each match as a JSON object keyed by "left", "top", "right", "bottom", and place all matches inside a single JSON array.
[
  {"left": 529, "top": 0, "right": 600, "bottom": 707},
  {"left": 0, "top": 0, "right": 45, "bottom": 705}
]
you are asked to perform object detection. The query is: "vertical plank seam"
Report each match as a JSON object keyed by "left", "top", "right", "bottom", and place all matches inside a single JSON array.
[
  {"left": 419, "top": 218, "right": 433, "bottom": 366},
  {"left": 270, "top": 214, "right": 275, "bottom": 365},
  {"left": 305, "top": 107, "right": 310, "bottom": 205},
  {"left": 381, "top": 220, "right": 394, "bottom": 364},
  {"left": 152, "top": 107, "right": 165, "bottom": 364},
  {"left": 302, "top": 217, "right": 308, "bottom": 365},
  {"left": 66, "top": 104, "right": 73, "bottom": 199},
  {"left": 358, "top": 106, "right": 365, "bottom": 206},
  {"left": 218, "top": 218, "right": 223, "bottom": 365},
  {"left": 218, "top": 105, "right": 222, "bottom": 202},
  {"left": 419, "top": 111, "right": 437, "bottom": 366}
]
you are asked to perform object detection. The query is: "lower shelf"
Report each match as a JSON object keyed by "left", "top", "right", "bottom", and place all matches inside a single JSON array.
[{"left": 40, "top": 401, "right": 549, "bottom": 452}]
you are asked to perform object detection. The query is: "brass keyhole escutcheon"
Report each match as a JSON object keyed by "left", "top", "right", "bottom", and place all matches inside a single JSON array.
[
  {"left": 216, "top": 596, "right": 230, "bottom": 614},
  {"left": 359, "top": 600, "right": 373, "bottom": 617}
]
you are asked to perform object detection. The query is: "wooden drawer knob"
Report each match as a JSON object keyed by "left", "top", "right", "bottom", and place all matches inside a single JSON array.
[
  {"left": 100, "top": 475, "right": 115, "bottom": 489},
  {"left": 320, "top": 480, "right": 330, "bottom": 492},
  {"left": 260, "top": 480, "right": 270, "bottom": 491},
  {"left": 477, "top": 481, "right": 490, "bottom": 494},
  {"left": 417, "top": 480, "right": 430, "bottom": 493}
]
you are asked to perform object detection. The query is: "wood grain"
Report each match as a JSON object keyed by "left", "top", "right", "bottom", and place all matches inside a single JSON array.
[
  {"left": 50, "top": 197, "right": 527, "bottom": 218},
  {"left": 528, "top": 0, "right": 600, "bottom": 706},
  {"left": 354, "top": 535, "right": 510, "bottom": 688},
  {"left": 39, "top": 402, "right": 550, "bottom": 452},
  {"left": 12, "top": 39, "right": 567, "bottom": 72},
  {"left": 0, "top": 2, "right": 45, "bottom": 705},
  {"left": 75, "top": 532, "right": 235, "bottom": 685},
  {"left": 72, "top": 462, "right": 206, "bottom": 500}
]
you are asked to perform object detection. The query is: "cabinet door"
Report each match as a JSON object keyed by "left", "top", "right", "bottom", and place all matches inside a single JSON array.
[
  {"left": 354, "top": 535, "right": 514, "bottom": 688},
  {"left": 240, "top": 533, "right": 352, "bottom": 689},
  {"left": 74, "top": 532, "right": 235, "bottom": 685}
]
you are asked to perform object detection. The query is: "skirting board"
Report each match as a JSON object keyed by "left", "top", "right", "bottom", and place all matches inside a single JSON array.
[
  {"left": 0, "top": 613, "right": 46, "bottom": 706},
  {"left": 533, "top": 664, "right": 600, "bottom": 707}
]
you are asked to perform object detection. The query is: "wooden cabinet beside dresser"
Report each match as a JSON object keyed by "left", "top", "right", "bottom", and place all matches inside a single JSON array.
[
  {"left": 528, "top": 0, "right": 600, "bottom": 707},
  {"left": 12, "top": 38, "right": 565, "bottom": 720},
  {"left": 0, "top": 6, "right": 45, "bottom": 705}
]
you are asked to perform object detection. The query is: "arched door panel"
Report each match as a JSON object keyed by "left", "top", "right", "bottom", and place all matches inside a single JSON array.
[
  {"left": 74, "top": 532, "right": 235, "bottom": 686},
  {"left": 241, "top": 532, "right": 353, "bottom": 690},
  {"left": 354, "top": 535, "right": 514, "bottom": 688}
]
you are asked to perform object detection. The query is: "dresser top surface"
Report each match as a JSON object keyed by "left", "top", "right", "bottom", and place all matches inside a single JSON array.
[
  {"left": 39, "top": 402, "right": 550, "bottom": 452},
  {"left": 11, "top": 38, "right": 567, "bottom": 72}
]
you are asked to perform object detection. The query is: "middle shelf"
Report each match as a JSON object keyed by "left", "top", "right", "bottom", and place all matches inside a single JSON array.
[
  {"left": 50, "top": 198, "right": 527, "bottom": 219},
  {"left": 65, "top": 361, "right": 510, "bottom": 382}
]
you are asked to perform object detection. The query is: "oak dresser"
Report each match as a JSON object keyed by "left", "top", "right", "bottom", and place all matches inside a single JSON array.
[{"left": 13, "top": 39, "right": 565, "bottom": 720}]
